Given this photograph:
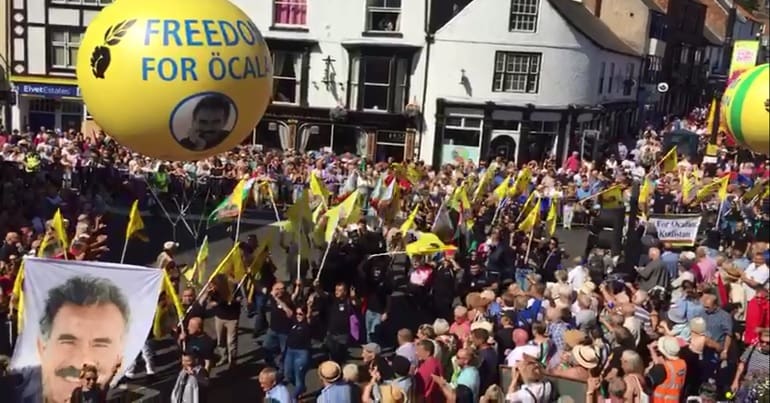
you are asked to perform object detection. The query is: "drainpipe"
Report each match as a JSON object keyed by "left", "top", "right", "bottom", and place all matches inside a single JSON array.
[{"left": 417, "top": 0, "right": 433, "bottom": 161}]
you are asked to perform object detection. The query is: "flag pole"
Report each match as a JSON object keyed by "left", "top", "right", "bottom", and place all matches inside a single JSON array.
[
  {"left": 315, "top": 239, "right": 334, "bottom": 282},
  {"left": 234, "top": 209, "right": 243, "bottom": 245},
  {"left": 296, "top": 231, "right": 303, "bottom": 281},
  {"left": 119, "top": 234, "right": 130, "bottom": 264},
  {"left": 523, "top": 226, "right": 537, "bottom": 269}
]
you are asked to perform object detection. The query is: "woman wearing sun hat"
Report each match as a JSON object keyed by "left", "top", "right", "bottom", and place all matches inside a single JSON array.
[{"left": 646, "top": 336, "right": 687, "bottom": 403}]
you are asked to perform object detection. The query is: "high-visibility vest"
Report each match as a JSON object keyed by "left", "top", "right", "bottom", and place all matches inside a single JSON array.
[
  {"left": 653, "top": 358, "right": 686, "bottom": 403},
  {"left": 155, "top": 172, "right": 169, "bottom": 192},
  {"left": 24, "top": 154, "right": 41, "bottom": 172}
]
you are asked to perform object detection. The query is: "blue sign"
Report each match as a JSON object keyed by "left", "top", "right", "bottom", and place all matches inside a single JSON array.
[{"left": 16, "top": 83, "right": 80, "bottom": 98}]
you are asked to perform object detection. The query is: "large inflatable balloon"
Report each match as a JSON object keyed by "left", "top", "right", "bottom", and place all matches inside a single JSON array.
[
  {"left": 721, "top": 63, "right": 769, "bottom": 155},
  {"left": 77, "top": 0, "right": 272, "bottom": 160}
]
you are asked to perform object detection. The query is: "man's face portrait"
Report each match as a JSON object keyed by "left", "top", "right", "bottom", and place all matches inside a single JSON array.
[
  {"left": 186, "top": 94, "right": 233, "bottom": 149},
  {"left": 192, "top": 107, "right": 227, "bottom": 141},
  {"left": 35, "top": 277, "right": 129, "bottom": 403}
]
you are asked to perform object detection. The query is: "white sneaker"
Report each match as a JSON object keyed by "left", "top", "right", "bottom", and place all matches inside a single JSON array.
[
  {"left": 124, "top": 371, "right": 136, "bottom": 379},
  {"left": 145, "top": 368, "right": 155, "bottom": 376}
]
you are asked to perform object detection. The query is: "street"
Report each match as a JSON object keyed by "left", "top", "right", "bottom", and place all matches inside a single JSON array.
[{"left": 100, "top": 201, "right": 591, "bottom": 401}]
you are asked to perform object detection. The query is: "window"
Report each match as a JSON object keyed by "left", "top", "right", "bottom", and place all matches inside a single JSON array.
[
  {"left": 349, "top": 55, "right": 409, "bottom": 112},
  {"left": 443, "top": 115, "right": 482, "bottom": 147},
  {"left": 649, "top": 12, "right": 668, "bottom": 40},
  {"left": 509, "top": 0, "right": 540, "bottom": 32},
  {"left": 366, "top": 0, "right": 401, "bottom": 32},
  {"left": 273, "top": 0, "right": 307, "bottom": 26},
  {"left": 608, "top": 63, "right": 615, "bottom": 93},
  {"left": 598, "top": 62, "right": 606, "bottom": 94},
  {"left": 272, "top": 51, "right": 302, "bottom": 104},
  {"left": 623, "top": 63, "right": 635, "bottom": 96},
  {"left": 51, "top": 0, "right": 113, "bottom": 5},
  {"left": 51, "top": 31, "right": 83, "bottom": 69},
  {"left": 492, "top": 52, "right": 541, "bottom": 93}
]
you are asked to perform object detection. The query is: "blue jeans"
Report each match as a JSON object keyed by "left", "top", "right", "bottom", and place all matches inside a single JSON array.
[
  {"left": 250, "top": 293, "right": 267, "bottom": 334},
  {"left": 364, "top": 310, "right": 382, "bottom": 343},
  {"left": 283, "top": 348, "right": 310, "bottom": 396},
  {"left": 263, "top": 329, "right": 288, "bottom": 369}
]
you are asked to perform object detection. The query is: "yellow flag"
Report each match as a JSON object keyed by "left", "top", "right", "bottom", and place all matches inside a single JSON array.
[
  {"left": 546, "top": 197, "right": 558, "bottom": 236},
  {"left": 405, "top": 232, "right": 457, "bottom": 256},
  {"left": 510, "top": 168, "right": 532, "bottom": 197},
  {"left": 400, "top": 205, "right": 420, "bottom": 236},
  {"left": 37, "top": 234, "right": 50, "bottom": 258},
  {"left": 52, "top": 209, "right": 69, "bottom": 253},
  {"left": 152, "top": 304, "right": 167, "bottom": 339},
  {"left": 694, "top": 175, "right": 729, "bottom": 204},
  {"left": 193, "top": 235, "right": 209, "bottom": 285},
  {"left": 660, "top": 146, "right": 678, "bottom": 173},
  {"left": 162, "top": 270, "right": 184, "bottom": 320},
  {"left": 126, "top": 200, "right": 148, "bottom": 242},
  {"left": 599, "top": 185, "right": 624, "bottom": 209},
  {"left": 705, "top": 98, "right": 717, "bottom": 137},
  {"left": 681, "top": 174, "right": 694, "bottom": 203},
  {"left": 742, "top": 182, "right": 768, "bottom": 201},
  {"left": 230, "top": 179, "right": 248, "bottom": 212},
  {"left": 324, "top": 206, "right": 341, "bottom": 243},
  {"left": 338, "top": 190, "right": 362, "bottom": 226},
  {"left": 309, "top": 172, "right": 331, "bottom": 204},
  {"left": 718, "top": 174, "right": 730, "bottom": 201},
  {"left": 473, "top": 165, "right": 495, "bottom": 202},
  {"left": 518, "top": 198, "right": 541, "bottom": 234},
  {"left": 639, "top": 178, "right": 652, "bottom": 205},
  {"left": 493, "top": 176, "right": 511, "bottom": 200},
  {"left": 225, "top": 244, "right": 247, "bottom": 281},
  {"left": 12, "top": 264, "right": 25, "bottom": 332}
]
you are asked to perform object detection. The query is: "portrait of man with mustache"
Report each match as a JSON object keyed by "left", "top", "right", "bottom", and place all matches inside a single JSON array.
[
  {"left": 178, "top": 93, "right": 235, "bottom": 152},
  {"left": 17, "top": 276, "right": 129, "bottom": 403}
]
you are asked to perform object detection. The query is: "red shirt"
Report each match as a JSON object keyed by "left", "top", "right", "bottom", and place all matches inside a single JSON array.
[
  {"left": 416, "top": 356, "right": 445, "bottom": 402},
  {"left": 744, "top": 295, "right": 769, "bottom": 345}
]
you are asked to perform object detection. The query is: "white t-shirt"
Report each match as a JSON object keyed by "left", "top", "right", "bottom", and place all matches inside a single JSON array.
[
  {"left": 506, "top": 344, "right": 541, "bottom": 367},
  {"left": 506, "top": 381, "right": 552, "bottom": 402},
  {"left": 743, "top": 263, "right": 769, "bottom": 301},
  {"left": 568, "top": 266, "right": 587, "bottom": 291}
]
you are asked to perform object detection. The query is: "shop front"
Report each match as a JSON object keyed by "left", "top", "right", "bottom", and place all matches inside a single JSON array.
[
  {"left": 431, "top": 99, "right": 631, "bottom": 166},
  {"left": 249, "top": 104, "right": 418, "bottom": 161},
  {"left": 11, "top": 82, "right": 85, "bottom": 132}
]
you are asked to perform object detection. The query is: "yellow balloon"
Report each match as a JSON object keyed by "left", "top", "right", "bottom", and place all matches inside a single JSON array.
[
  {"left": 721, "top": 64, "right": 769, "bottom": 155},
  {"left": 77, "top": 0, "right": 272, "bottom": 160}
]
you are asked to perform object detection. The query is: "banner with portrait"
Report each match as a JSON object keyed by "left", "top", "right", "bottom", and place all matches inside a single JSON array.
[
  {"left": 648, "top": 215, "right": 703, "bottom": 246},
  {"left": 10, "top": 258, "right": 163, "bottom": 403}
]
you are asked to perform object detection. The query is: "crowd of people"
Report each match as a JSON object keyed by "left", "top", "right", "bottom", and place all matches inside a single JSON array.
[{"left": 0, "top": 102, "right": 768, "bottom": 403}]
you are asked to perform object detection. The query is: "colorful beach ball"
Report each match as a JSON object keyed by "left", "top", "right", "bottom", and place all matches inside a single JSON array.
[
  {"left": 721, "top": 64, "right": 769, "bottom": 155},
  {"left": 76, "top": 0, "right": 273, "bottom": 161}
]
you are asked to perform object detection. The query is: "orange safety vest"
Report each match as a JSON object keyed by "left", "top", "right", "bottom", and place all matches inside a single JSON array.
[{"left": 653, "top": 358, "right": 687, "bottom": 403}]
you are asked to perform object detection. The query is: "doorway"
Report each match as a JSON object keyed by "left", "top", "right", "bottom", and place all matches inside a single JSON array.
[{"left": 490, "top": 133, "right": 518, "bottom": 163}]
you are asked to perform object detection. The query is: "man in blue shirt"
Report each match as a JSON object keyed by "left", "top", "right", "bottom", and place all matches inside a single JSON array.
[
  {"left": 317, "top": 361, "right": 352, "bottom": 403},
  {"left": 259, "top": 367, "right": 294, "bottom": 403},
  {"left": 660, "top": 243, "right": 680, "bottom": 279}
]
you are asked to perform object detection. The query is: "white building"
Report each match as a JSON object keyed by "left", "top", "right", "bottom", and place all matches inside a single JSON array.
[
  {"left": 7, "top": 0, "right": 111, "bottom": 132},
  {"left": 417, "top": 0, "right": 642, "bottom": 165},
  {"left": 233, "top": 0, "right": 428, "bottom": 161}
]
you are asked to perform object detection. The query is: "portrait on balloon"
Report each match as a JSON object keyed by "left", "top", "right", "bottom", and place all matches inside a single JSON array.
[{"left": 170, "top": 92, "right": 238, "bottom": 152}]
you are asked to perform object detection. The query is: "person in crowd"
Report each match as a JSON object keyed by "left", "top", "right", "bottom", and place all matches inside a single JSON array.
[
  {"left": 263, "top": 281, "right": 294, "bottom": 370},
  {"left": 284, "top": 306, "right": 312, "bottom": 398},
  {"left": 181, "top": 317, "right": 216, "bottom": 372},
  {"left": 170, "top": 352, "right": 209, "bottom": 403},
  {"left": 317, "top": 360, "right": 352, "bottom": 403},
  {"left": 259, "top": 366, "right": 293, "bottom": 403},
  {"left": 68, "top": 363, "right": 119, "bottom": 403}
]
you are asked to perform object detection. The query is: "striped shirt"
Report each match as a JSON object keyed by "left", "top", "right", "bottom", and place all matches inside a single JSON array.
[{"left": 740, "top": 346, "right": 770, "bottom": 379}]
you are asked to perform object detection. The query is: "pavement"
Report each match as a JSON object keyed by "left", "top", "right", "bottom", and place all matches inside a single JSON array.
[{"left": 98, "top": 199, "right": 591, "bottom": 402}]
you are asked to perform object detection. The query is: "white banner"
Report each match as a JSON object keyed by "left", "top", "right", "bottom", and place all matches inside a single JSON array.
[
  {"left": 649, "top": 215, "right": 702, "bottom": 246},
  {"left": 11, "top": 258, "right": 162, "bottom": 403}
]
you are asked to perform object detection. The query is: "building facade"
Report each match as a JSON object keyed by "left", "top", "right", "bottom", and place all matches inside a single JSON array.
[
  {"left": 419, "top": 0, "right": 642, "bottom": 165},
  {"left": 232, "top": 0, "right": 427, "bottom": 161},
  {"left": 6, "top": 0, "right": 112, "bottom": 132}
]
